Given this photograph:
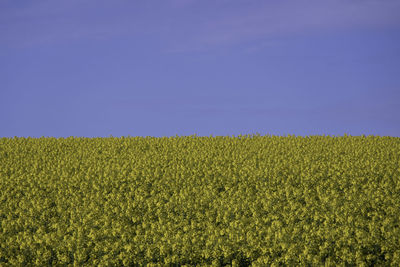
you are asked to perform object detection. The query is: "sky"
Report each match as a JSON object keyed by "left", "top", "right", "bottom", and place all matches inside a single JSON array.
[{"left": 1, "top": 0, "right": 400, "bottom": 139}]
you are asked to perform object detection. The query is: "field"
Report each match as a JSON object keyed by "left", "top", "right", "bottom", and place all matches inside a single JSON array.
[{"left": 0, "top": 134, "right": 399, "bottom": 266}]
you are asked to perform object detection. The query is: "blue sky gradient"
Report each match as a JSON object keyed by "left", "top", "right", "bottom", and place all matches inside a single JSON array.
[{"left": 1, "top": 0, "right": 400, "bottom": 138}]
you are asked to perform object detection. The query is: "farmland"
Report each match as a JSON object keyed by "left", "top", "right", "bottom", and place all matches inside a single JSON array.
[{"left": 0, "top": 134, "right": 399, "bottom": 266}]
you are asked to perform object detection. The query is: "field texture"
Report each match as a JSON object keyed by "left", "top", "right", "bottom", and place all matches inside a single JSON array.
[{"left": 0, "top": 134, "right": 399, "bottom": 266}]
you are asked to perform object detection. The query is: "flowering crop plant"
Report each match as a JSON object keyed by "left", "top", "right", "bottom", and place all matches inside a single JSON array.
[{"left": 0, "top": 134, "right": 399, "bottom": 266}]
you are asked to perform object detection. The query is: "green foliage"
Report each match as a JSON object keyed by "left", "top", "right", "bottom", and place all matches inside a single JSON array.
[{"left": 0, "top": 134, "right": 399, "bottom": 266}]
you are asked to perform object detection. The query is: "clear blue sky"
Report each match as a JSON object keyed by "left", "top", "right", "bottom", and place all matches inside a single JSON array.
[{"left": 1, "top": 0, "right": 399, "bottom": 138}]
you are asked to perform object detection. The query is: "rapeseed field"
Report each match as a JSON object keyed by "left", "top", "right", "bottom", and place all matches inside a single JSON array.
[{"left": 0, "top": 134, "right": 399, "bottom": 266}]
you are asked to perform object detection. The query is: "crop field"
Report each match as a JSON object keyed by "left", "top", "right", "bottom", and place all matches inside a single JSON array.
[{"left": 0, "top": 134, "right": 399, "bottom": 266}]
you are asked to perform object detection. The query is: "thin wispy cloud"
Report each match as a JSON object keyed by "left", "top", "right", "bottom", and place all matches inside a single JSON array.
[
  {"left": 165, "top": 0, "right": 400, "bottom": 53},
  {"left": 169, "top": 0, "right": 198, "bottom": 9},
  {"left": 1, "top": 0, "right": 399, "bottom": 51},
  {"left": 0, "top": 0, "right": 146, "bottom": 47}
]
